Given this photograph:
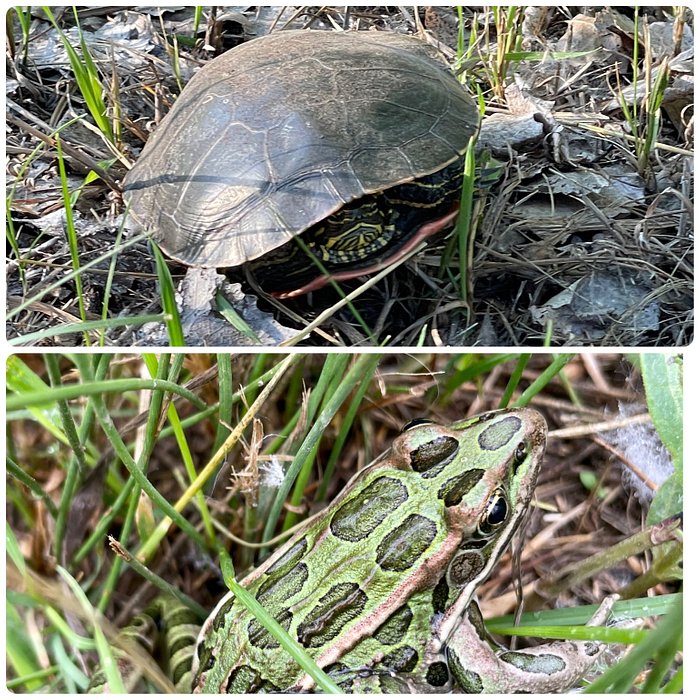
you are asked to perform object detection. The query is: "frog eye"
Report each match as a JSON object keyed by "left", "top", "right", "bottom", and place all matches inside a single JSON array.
[
  {"left": 401, "top": 418, "right": 434, "bottom": 432},
  {"left": 478, "top": 490, "right": 509, "bottom": 535}
]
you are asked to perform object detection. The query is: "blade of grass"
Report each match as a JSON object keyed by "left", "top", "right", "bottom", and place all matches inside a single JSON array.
[
  {"left": 219, "top": 548, "right": 342, "bottom": 693},
  {"left": 499, "top": 353, "right": 532, "bottom": 408},
  {"left": 55, "top": 137, "right": 89, "bottom": 342},
  {"left": 261, "top": 354, "right": 381, "bottom": 547},
  {"left": 42, "top": 7, "right": 113, "bottom": 142},
  {"left": 584, "top": 594, "right": 682, "bottom": 693},
  {"left": 45, "top": 353, "right": 95, "bottom": 562},
  {"left": 9, "top": 314, "right": 166, "bottom": 346},
  {"left": 152, "top": 244, "right": 185, "bottom": 346},
  {"left": 107, "top": 537, "right": 207, "bottom": 618},
  {"left": 514, "top": 354, "right": 575, "bottom": 407},
  {"left": 214, "top": 354, "right": 234, "bottom": 453},
  {"left": 55, "top": 567, "right": 126, "bottom": 693},
  {"left": 457, "top": 134, "right": 478, "bottom": 302},
  {"left": 7, "top": 377, "right": 206, "bottom": 413},
  {"left": 282, "top": 354, "right": 351, "bottom": 531},
  {"left": 6, "top": 458, "right": 60, "bottom": 520},
  {"left": 440, "top": 353, "right": 517, "bottom": 400},
  {"left": 215, "top": 292, "right": 263, "bottom": 344},
  {"left": 143, "top": 353, "right": 216, "bottom": 545},
  {"left": 71, "top": 363, "right": 283, "bottom": 566},
  {"left": 135, "top": 354, "right": 299, "bottom": 561},
  {"left": 6, "top": 356, "right": 70, "bottom": 444},
  {"left": 316, "top": 359, "right": 379, "bottom": 501}
]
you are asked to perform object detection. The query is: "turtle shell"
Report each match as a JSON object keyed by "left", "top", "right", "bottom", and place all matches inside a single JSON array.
[{"left": 123, "top": 30, "right": 479, "bottom": 273}]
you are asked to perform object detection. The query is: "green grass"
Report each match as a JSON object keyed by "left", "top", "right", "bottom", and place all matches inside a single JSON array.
[
  {"left": 6, "top": 7, "right": 183, "bottom": 345},
  {"left": 6, "top": 353, "right": 682, "bottom": 692},
  {"left": 42, "top": 6, "right": 114, "bottom": 144},
  {"left": 614, "top": 7, "right": 679, "bottom": 175}
]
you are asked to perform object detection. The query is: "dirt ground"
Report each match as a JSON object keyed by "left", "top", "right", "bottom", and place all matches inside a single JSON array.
[{"left": 6, "top": 6, "right": 694, "bottom": 346}]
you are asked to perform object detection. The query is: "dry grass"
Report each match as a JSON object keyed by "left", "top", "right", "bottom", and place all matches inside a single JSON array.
[{"left": 6, "top": 6, "right": 693, "bottom": 346}]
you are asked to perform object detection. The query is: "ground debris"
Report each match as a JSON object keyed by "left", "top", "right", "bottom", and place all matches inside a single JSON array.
[{"left": 6, "top": 5, "right": 693, "bottom": 346}]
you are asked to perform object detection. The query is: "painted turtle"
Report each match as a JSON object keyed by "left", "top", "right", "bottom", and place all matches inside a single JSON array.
[{"left": 123, "top": 30, "right": 479, "bottom": 297}]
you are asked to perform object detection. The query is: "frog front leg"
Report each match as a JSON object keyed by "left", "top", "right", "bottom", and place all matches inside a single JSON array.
[{"left": 445, "top": 596, "right": 618, "bottom": 693}]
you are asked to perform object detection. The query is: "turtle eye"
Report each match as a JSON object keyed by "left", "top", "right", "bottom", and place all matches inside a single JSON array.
[{"left": 402, "top": 418, "right": 434, "bottom": 432}]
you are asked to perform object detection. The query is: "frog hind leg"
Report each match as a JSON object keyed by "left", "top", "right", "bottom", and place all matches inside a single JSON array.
[
  {"left": 160, "top": 598, "right": 201, "bottom": 692},
  {"left": 446, "top": 596, "right": 619, "bottom": 693},
  {"left": 86, "top": 596, "right": 200, "bottom": 693}
]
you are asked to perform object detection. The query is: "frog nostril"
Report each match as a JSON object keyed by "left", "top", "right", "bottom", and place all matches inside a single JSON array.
[{"left": 512, "top": 442, "right": 528, "bottom": 472}]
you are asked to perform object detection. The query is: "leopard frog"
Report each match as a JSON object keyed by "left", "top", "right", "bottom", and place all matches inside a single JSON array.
[{"left": 189, "top": 407, "right": 615, "bottom": 693}]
